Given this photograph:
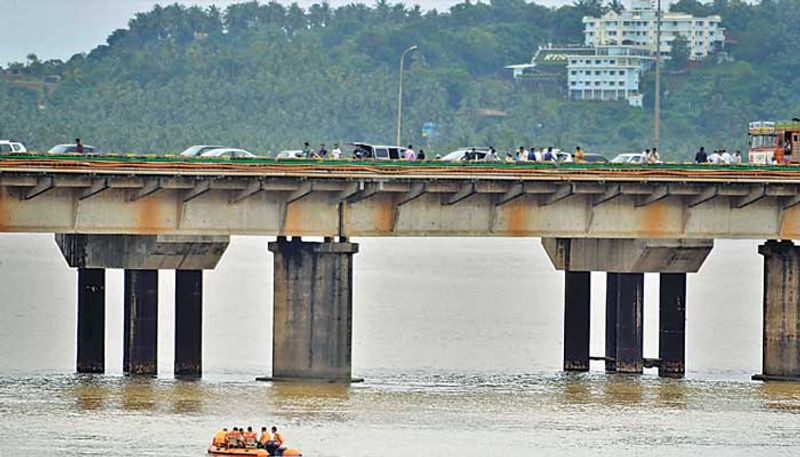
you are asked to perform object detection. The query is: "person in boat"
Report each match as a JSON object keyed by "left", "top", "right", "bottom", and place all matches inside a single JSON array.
[
  {"left": 265, "top": 426, "right": 285, "bottom": 456},
  {"left": 227, "top": 427, "right": 243, "bottom": 448},
  {"left": 258, "top": 427, "right": 271, "bottom": 449},
  {"left": 243, "top": 426, "right": 258, "bottom": 448},
  {"left": 213, "top": 428, "right": 228, "bottom": 448}
]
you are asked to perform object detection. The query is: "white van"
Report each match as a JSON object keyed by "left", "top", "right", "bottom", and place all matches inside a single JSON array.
[
  {"left": 351, "top": 142, "right": 407, "bottom": 160},
  {"left": 0, "top": 140, "right": 28, "bottom": 154}
]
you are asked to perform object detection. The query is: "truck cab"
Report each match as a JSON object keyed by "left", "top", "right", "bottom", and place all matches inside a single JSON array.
[
  {"left": 351, "top": 142, "right": 407, "bottom": 160},
  {"left": 748, "top": 121, "right": 800, "bottom": 164}
]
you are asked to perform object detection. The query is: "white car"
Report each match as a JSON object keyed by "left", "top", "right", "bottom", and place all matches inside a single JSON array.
[
  {"left": 439, "top": 147, "right": 496, "bottom": 162},
  {"left": 611, "top": 153, "right": 644, "bottom": 164},
  {"left": 0, "top": 140, "right": 27, "bottom": 153},
  {"left": 200, "top": 148, "right": 258, "bottom": 159},
  {"left": 179, "top": 145, "right": 227, "bottom": 157},
  {"left": 275, "top": 150, "right": 305, "bottom": 159}
]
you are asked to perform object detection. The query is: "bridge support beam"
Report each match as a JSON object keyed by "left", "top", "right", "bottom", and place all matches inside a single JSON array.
[
  {"left": 174, "top": 270, "right": 202, "bottom": 377},
  {"left": 265, "top": 237, "right": 359, "bottom": 382},
  {"left": 754, "top": 240, "right": 800, "bottom": 381},
  {"left": 605, "top": 273, "right": 619, "bottom": 372},
  {"left": 123, "top": 270, "right": 158, "bottom": 375},
  {"left": 659, "top": 273, "right": 686, "bottom": 378},
  {"left": 77, "top": 268, "right": 105, "bottom": 373},
  {"left": 563, "top": 271, "right": 591, "bottom": 371},
  {"left": 615, "top": 273, "right": 644, "bottom": 374}
]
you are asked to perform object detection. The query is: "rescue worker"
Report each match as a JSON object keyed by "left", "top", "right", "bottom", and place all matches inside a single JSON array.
[
  {"left": 228, "top": 427, "right": 243, "bottom": 448},
  {"left": 266, "top": 426, "right": 285, "bottom": 456},
  {"left": 243, "top": 426, "right": 258, "bottom": 448},
  {"left": 213, "top": 428, "right": 228, "bottom": 447},
  {"left": 259, "top": 426, "right": 271, "bottom": 449}
]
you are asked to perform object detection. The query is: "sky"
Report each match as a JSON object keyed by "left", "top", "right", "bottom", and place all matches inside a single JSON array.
[{"left": 0, "top": 0, "right": 570, "bottom": 66}]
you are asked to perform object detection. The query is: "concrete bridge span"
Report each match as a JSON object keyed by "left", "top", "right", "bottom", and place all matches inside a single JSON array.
[{"left": 2, "top": 158, "right": 800, "bottom": 382}]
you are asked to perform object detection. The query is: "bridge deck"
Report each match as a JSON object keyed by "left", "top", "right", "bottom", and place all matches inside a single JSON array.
[{"left": 1, "top": 155, "right": 800, "bottom": 239}]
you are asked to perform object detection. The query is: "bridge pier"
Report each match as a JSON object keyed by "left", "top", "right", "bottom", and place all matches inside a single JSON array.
[
  {"left": 615, "top": 273, "right": 644, "bottom": 374},
  {"left": 754, "top": 240, "right": 800, "bottom": 381},
  {"left": 263, "top": 237, "right": 359, "bottom": 382},
  {"left": 563, "top": 271, "right": 591, "bottom": 371},
  {"left": 605, "top": 273, "right": 618, "bottom": 372},
  {"left": 175, "top": 270, "right": 203, "bottom": 377},
  {"left": 123, "top": 270, "right": 159, "bottom": 375},
  {"left": 77, "top": 268, "right": 105, "bottom": 373},
  {"left": 659, "top": 273, "right": 687, "bottom": 378}
]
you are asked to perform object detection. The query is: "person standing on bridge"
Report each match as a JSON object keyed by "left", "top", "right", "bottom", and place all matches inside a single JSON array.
[
  {"left": 302, "top": 142, "right": 313, "bottom": 159},
  {"left": 695, "top": 146, "right": 708, "bottom": 163},
  {"left": 405, "top": 145, "right": 416, "bottom": 161},
  {"left": 75, "top": 138, "right": 84, "bottom": 155},
  {"left": 418, "top": 149, "right": 426, "bottom": 161},
  {"left": 575, "top": 146, "right": 585, "bottom": 163},
  {"left": 332, "top": 143, "right": 342, "bottom": 160}
]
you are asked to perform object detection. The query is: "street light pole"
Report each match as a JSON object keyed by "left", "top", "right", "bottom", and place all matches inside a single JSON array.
[
  {"left": 654, "top": 0, "right": 662, "bottom": 153},
  {"left": 396, "top": 45, "right": 418, "bottom": 146}
]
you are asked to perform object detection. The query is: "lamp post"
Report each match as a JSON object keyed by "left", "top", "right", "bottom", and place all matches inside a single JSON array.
[
  {"left": 654, "top": 0, "right": 662, "bottom": 154},
  {"left": 396, "top": 45, "right": 418, "bottom": 146}
]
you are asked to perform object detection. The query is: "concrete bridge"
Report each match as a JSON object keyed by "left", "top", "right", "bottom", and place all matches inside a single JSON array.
[{"left": 3, "top": 157, "right": 800, "bottom": 381}]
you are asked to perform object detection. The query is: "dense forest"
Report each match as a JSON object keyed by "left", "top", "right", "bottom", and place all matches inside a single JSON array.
[{"left": 0, "top": 0, "right": 798, "bottom": 159}]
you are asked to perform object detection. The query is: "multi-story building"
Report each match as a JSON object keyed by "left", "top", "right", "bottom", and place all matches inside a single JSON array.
[
  {"left": 583, "top": 0, "right": 725, "bottom": 60},
  {"left": 567, "top": 46, "right": 653, "bottom": 107}
]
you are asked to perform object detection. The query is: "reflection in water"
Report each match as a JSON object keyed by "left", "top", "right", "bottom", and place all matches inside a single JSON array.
[
  {"left": 72, "top": 374, "right": 110, "bottom": 411},
  {"left": 560, "top": 374, "right": 592, "bottom": 405},
  {"left": 121, "top": 377, "right": 157, "bottom": 412},
  {"left": 655, "top": 379, "right": 688, "bottom": 409},
  {"left": 758, "top": 381, "right": 800, "bottom": 412},
  {"left": 602, "top": 375, "right": 644, "bottom": 405},
  {"left": 169, "top": 380, "right": 205, "bottom": 414}
]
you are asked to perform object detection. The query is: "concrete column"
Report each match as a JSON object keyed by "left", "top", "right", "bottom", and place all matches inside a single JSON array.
[
  {"left": 616, "top": 273, "right": 644, "bottom": 374},
  {"left": 268, "top": 237, "right": 359, "bottom": 381},
  {"left": 605, "top": 273, "right": 619, "bottom": 372},
  {"left": 659, "top": 273, "right": 686, "bottom": 378},
  {"left": 123, "top": 270, "right": 158, "bottom": 375},
  {"left": 755, "top": 240, "right": 800, "bottom": 381},
  {"left": 174, "top": 270, "right": 202, "bottom": 377},
  {"left": 563, "top": 271, "right": 591, "bottom": 371},
  {"left": 77, "top": 268, "right": 105, "bottom": 373}
]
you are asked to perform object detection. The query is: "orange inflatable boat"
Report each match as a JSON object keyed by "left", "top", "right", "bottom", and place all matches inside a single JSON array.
[{"left": 208, "top": 445, "right": 302, "bottom": 457}]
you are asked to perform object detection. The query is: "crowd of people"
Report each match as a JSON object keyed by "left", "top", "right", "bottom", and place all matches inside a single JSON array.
[
  {"left": 212, "top": 425, "right": 289, "bottom": 455},
  {"left": 694, "top": 147, "right": 744, "bottom": 165}
]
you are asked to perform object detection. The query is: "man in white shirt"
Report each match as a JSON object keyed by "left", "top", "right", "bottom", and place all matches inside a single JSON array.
[
  {"left": 707, "top": 150, "right": 723, "bottom": 164},
  {"left": 721, "top": 149, "right": 732, "bottom": 164},
  {"left": 332, "top": 143, "right": 342, "bottom": 160}
]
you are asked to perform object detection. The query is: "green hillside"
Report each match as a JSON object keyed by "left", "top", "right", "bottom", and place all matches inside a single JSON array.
[{"left": 0, "top": 0, "right": 797, "bottom": 160}]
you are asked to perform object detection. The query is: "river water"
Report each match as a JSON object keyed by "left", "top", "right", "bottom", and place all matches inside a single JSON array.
[{"left": 1, "top": 235, "right": 799, "bottom": 456}]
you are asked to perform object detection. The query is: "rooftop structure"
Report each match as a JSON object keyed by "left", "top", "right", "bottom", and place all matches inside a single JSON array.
[{"left": 583, "top": 0, "right": 725, "bottom": 60}]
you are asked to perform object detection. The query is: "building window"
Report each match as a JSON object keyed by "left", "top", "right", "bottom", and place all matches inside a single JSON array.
[
  {"left": 595, "top": 81, "right": 601, "bottom": 86},
  {"left": 609, "top": 70, "right": 615, "bottom": 75},
  {"left": 570, "top": 70, "right": 577, "bottom": 75},
  {"left": 595, "top": 70, "right": 601, "bottom": 75}
]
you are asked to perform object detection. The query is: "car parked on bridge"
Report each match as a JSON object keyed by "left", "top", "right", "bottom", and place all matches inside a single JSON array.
[
  {"left": 200, "top": 148, "right": 259, "bottom": 159},
  {"left": 438, "top": 147, "right": 499, "bottom": 162},
  {"left": 179, "top": 145, "right": 228, "bottom": 157},
  {"left": 0, "top": 140, "right": 27, "bottom": 154},
  {"left": 557, "top": 152, "right": 609, "bottom": 163},
  {"left": 275, "top": 150, "right": 305, "bottom": 159},
  {"left": 48, "top": 143, "right": 97, "bottom": 154},
  {"left": 351, "top": 142, "right": 407, "bottom": 160},
  {"left": 611, "top": 153, "right": 644, "bottom": 164}
]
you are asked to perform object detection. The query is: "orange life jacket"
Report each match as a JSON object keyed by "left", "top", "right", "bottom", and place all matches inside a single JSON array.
[{"left": 259, "top": 432, "right": 271, "bottom": 444}]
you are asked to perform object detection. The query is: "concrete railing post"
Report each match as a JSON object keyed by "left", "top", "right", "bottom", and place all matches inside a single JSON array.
[
  {"left": 266, "top": 237, "right": 359, "bottom": 382},
  {"left": 77, "top": 268, "right": 105, "bottom": 373}
]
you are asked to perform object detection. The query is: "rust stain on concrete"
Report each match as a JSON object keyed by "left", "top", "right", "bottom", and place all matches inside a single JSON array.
[
  {"left": 283, "top": 202, "right": 304, "bottom": 235},
  {"left": 505, "top": 199, "right": 528, "bottom": 236},
  {"left": 374, "top": 196, "right": 397, "bottom": 234},
  {"left": 0, "top": 187, "right": 7, "bottom": 231},
  {"left": 640, "top": 201, "right": 670, "bottom": 237},
  {"left": 135, "top": 197, "right": 163, "bottom": 234},
  {"left": 780, "top": 206, "right": 800, "bottom": 239}
]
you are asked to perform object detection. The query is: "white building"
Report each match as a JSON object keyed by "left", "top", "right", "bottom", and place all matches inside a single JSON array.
[
  {"left": 567, "top": 46, "right": 653, "bottom": 106},
  {"left": 583, "top": 0, "right": 725, "bottom": 60}
]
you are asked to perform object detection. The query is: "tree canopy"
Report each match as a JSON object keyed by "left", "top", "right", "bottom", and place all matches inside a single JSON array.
[{"left": 0, "top": 0, "right": 798, "bottom": 160}]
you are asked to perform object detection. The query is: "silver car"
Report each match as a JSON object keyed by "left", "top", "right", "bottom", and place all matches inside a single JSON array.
[
  {"left": 179, "top": 145, "right": 227, "bottom": 157},
  {"left": 200, "top": 148, "right": 258, "bottom": 159}
]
